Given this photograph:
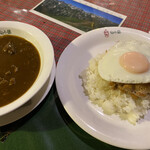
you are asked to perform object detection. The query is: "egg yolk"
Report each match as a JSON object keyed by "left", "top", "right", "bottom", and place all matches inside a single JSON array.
[{"left": 119, "top": 51, "right": 149, "bottom": 73}]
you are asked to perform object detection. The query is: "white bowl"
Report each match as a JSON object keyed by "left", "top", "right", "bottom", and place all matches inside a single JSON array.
[{"left": 0, "top": 21, "right": 54, "bottom": 116}]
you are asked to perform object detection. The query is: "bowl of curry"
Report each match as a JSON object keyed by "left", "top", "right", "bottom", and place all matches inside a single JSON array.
[{"left": 0, "top": 21, "right": 54, "bottom": 116}]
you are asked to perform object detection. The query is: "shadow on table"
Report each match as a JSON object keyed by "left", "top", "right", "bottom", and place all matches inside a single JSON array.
[{"left": 0, "top": 84, "right": 57, "bottom": 142}]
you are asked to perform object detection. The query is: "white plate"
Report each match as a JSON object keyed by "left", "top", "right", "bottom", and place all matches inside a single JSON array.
[
  {"left": 0, "top": 61, "right": 56, "bottom": 127},
  {"left": 56, "top": 27, "right": 150, "bottom": 149},
  {"left": 0, "top": 21, "right": 54, "bottom": 116}
]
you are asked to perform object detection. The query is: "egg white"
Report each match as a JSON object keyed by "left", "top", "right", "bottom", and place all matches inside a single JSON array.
[{"left": 98, "top": 40, "right": 150, "bottom": 83}]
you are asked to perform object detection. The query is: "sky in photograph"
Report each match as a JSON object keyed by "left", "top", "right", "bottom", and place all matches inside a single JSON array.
[{"left": 58, "top": 0, "right": 123, "bottom": 24}]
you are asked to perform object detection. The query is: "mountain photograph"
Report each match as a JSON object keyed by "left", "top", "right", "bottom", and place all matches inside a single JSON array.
[{"left": 34, "top": 0, "right": 119, "bottom": 32}]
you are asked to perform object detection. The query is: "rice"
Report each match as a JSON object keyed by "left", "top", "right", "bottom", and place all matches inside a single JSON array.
[{"left": 80, "top": 54, "right": 150, "bottom": 125}]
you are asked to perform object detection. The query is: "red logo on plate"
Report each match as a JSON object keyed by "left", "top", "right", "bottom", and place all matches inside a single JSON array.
[{"left": 104, "top": 29, "right": 109, "bottom": 38}]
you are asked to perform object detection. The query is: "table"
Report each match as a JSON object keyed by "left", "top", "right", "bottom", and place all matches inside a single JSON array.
[{"left": 0, "top": 0, "right": 149, "bottom": 150}]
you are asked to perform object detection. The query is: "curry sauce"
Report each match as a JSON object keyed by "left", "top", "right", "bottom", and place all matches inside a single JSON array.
[{"left": 0, "top": 35, "right": 40, "bottom": 107}]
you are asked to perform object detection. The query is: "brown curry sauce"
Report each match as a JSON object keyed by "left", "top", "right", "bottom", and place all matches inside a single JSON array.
[{"left": 0, "top": 35, "right": 40, "bottom": 107}]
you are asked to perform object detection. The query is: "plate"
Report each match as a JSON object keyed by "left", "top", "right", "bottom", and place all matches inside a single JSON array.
[
  {"left": 56, "top": 27, "right": 150, "bottom": 149},
  {"left": 0, "top": 61, "right": 56, "bottom": 126}
]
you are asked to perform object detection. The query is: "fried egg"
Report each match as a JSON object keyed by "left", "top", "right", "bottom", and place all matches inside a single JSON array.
[{"left": 98, "top": 40, "right": 150, "bottom": 83}]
